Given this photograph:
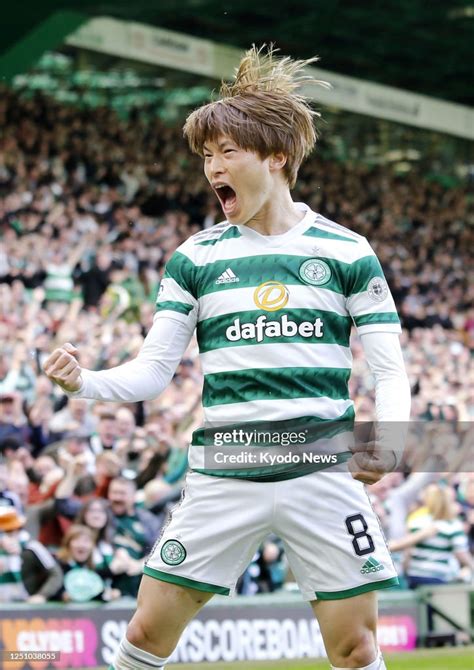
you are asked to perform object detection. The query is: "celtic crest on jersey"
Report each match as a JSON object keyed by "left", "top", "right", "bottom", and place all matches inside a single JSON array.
[{"left": 299, "top": 259, "right": 332, "bottom": 286}]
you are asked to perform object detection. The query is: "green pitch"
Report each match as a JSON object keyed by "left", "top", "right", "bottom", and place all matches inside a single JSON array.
[
  {"left": 99, "top": 647, "right": 474, "bottom": 670},
  {"left": 168, "top": 647, "right": 474, "bottom": 669}
]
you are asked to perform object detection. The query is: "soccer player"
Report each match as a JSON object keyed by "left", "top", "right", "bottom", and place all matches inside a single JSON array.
[{"left": 44, "top": 46, "right": 410, "bottom": 670}]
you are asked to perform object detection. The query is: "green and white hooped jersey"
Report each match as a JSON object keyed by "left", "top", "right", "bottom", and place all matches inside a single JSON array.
[
  {"left": 44, "top": 263, "right": 75, "bottom": 302},
  {"left": 156, "top": 204, "right": 401, "bottom": 480},
  {"left": 407, "top": 515, "right": 468, "bottom": 582}
]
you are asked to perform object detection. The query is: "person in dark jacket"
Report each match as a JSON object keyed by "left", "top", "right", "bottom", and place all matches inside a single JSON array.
[
  {"left": 0, "top": 507, "right": 62, "bottom": 603},
  {"left": 107, "top": 477, "right": 164, "bottom": 597}
]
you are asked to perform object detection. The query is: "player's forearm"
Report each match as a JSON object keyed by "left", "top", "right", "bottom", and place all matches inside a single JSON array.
[
  {"left": 75, "top": 358, "right": 174, "bottom": 401},
  {"left": 361, "top": 332, "right": 411, "bottom": 468},
  {"left": 360, "top": 332, "right": 411, "bottom": 421},
  {"left": 70, "top": 313, "right": 195, "bottom": 402}
]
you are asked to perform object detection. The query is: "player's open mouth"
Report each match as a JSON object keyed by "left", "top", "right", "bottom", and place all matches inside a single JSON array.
[{"left": 214, "top": 184, "right": 238, "bottom": 216}]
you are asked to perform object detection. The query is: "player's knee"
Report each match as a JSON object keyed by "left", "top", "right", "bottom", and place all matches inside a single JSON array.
[
  {"left": 126, "top": 617, "right": 175, "bottom": 658},
  {"left": 335, "top": 628, "right": 377, "bottom": 667}
]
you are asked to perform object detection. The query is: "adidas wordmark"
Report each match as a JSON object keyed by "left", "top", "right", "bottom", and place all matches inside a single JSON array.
[
  {"left": 216, "top": 268, "right": 240, "bottom": 284},
  {"left": 360, "top": 557, "right": 385, "bottom": 574}
]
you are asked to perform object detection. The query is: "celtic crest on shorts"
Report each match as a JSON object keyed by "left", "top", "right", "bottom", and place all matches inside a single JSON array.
[{"left": 161, "top": 539, "right": 187, "bottom": 565}]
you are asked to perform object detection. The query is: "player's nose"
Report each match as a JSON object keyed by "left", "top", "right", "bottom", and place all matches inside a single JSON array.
[{"left": 208, "top": 155, "right": 226, "bottom": 178}]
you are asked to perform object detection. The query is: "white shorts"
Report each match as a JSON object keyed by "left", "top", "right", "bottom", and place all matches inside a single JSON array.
[{"left": 144, "top": 470, "right": 398, "bottom": 601}]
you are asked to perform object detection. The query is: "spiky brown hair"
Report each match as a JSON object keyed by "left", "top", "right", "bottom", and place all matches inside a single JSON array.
[{"left": 183, "top": 45, "right": 329, "bottom": 187}]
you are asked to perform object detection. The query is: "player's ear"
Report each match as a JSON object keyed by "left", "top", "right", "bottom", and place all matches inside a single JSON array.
[{"left": 269, "top": 152, "right": 287, "bottom": 172}]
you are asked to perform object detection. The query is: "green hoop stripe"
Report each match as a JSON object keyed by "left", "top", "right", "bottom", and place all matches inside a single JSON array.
[
  {"left": 196, "top": 227, "right": 242, "bottom": 246},
  {"left": 303, "top": 226, "right": 358, "bottom": 244},
  {"left": 143, "top": 566, "right": 230, "bottom": 595},
  {"left": 415, "top": 543, "right": 453, "bottom": 552},
  {"left": 156, "top": 300, "right": 194, "bottom": 315},
  {"left": 197, "top": 308, "right": 352, "bottom": 353},
  {"left": 438, "top": 530, "right": 465, "bottom": 539},
  {"left": 353, "top": 312, "right": 400, "bottom": 327},
  {"left": 191, "top": 406, "right": 356, "bottom": 446},
  {"left": 163, "top": 251, "right": 196, "bottom": 297},
  {"left": 194, "top": 253, "right": 383, "bottom": 299},
  {"left": 202, "top": 366, "right": 351, "bottom": 408},
  {"left": 346, "top": 255, "right": 385, "bottom": 295},
  {"left": 194, "top": 253, "right": 348, "bottom": 298},
  {"left": 315, "top": 576, "right": 399, "bottom": 600}
]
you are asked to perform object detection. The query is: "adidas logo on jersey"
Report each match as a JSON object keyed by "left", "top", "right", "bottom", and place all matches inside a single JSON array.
[
  {"left": 216, "top": 268, "right": 240, "bottom": 285},
  {"left": 360, "top": 557, "right": 385, "bottom": 574}
]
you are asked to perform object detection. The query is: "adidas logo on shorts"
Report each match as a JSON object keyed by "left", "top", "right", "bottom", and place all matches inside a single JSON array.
[
  {"left": 360, "top": 557, "right": 385, "bottom": 574},
  {"left": 216, "top": 268, "right": 240, "bottom": 284}
]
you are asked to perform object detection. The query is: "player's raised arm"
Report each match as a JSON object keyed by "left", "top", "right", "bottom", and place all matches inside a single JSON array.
[
  {"left": 43, "top": 314, "right": 195, "bottom": 402},
  {"left": 44, "top": 241, "right": 199, "bottom": 402}
]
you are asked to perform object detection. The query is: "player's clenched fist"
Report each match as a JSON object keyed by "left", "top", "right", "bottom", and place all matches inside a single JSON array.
[{"left": 43, "top": 342, "right": 83, "bottom": 393}]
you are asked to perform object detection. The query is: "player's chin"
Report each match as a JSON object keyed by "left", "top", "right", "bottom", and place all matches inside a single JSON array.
[{"left": 224, "top": 206, "right": 245, "bottom": 224}]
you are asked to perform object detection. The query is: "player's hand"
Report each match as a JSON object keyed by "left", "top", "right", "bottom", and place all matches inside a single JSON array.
[
  {"left": 348, "top": 442, "right": 397, "bottom": 485},
  {"left": 43, "top": 342, "right": 83, "bottom": 393}
]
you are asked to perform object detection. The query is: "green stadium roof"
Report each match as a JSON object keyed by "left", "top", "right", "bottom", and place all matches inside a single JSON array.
[{"left": 2, "top": 0, "right": 474, "bottom": 105}]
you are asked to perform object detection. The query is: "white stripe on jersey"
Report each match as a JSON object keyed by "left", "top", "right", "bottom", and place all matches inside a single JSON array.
[
  {"left": 204, "top": 396, "right": 354, "bottom": 424},
  {"left": 191, "top": 234, "right": 371, "bottom": 266},
  {"left": 198, "top": 283, "right": 349, "bottom": 320},
  {"left": 200, "top": 342, "right": 352, "bottom": 375}
]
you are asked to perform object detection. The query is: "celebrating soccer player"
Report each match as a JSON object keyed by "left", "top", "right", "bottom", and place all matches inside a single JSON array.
[{"left": 44, "top": 46, "right": 410, "bottom": 670}]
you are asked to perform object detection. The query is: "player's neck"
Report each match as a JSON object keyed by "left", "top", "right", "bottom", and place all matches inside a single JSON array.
[{"left": 244, "top": 189, "right": 304, "bottom": 236}]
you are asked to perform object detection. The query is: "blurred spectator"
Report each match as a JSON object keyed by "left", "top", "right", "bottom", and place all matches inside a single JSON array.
[
  {"left": 48, "top": 397, "right": 96, "bottom": 436},
  {"left": 389, "top": 484, "right": 472, "bottom": 588},
  {"left": 0, "top": 393, "right": 31, "bottom": 444},
  {"left": 106, "top": 477, "right": 164, "bottom": 597},
  {"left": 0, "top": 507, "right": 62, "bottom": 603},
  {"left": 75, "top": 497, "right": 115, "bottom": 569},
  {"left": 77, "top": 251, "right": 112, "bottom": 309},
  {"left": 457, "top": 474, "right": 474, "bottom": 553},
  {"left": 90, "top": 412, "right": 119, "bottom": 454},
  {"left": 54, "top": 450, "right": 122, "bottom": 519},
  {"left": 238, "top": 539, "right": 286, "bottom": 595},
  {"left": 115, "top": 406, "right": 137, "bottom": 441},
  {"left": 0, "top": 458, "right": 22, "bottom": 511},
  {"left": 52, "top": 524, "right": 120, "bottom": 602}
]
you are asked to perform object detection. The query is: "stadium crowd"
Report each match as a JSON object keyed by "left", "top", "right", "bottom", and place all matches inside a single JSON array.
[{"left": 0, "top": 89, "right": 472, "bottom": 601}]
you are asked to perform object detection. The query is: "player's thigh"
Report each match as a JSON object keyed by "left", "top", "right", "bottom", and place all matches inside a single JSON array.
[
  {"left": 127, "top": 574, "right": 213, "bottom": 654},
  {"left": 147, "top": 471, "right": 272, "bottom": 595},
  {"left": 274, "top": 470, "right": 396, "bottom": 600},
  {"left": 311, "top": 591, "right": 378, "bottom": 664}
]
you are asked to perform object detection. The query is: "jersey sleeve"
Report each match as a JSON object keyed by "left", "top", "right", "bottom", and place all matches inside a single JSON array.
[
  {"left": 155, "top": 239, "right": 198, "bottom": 326},
  {"left": 345, "top": 240, "right": 402, "bottom": 336}
]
